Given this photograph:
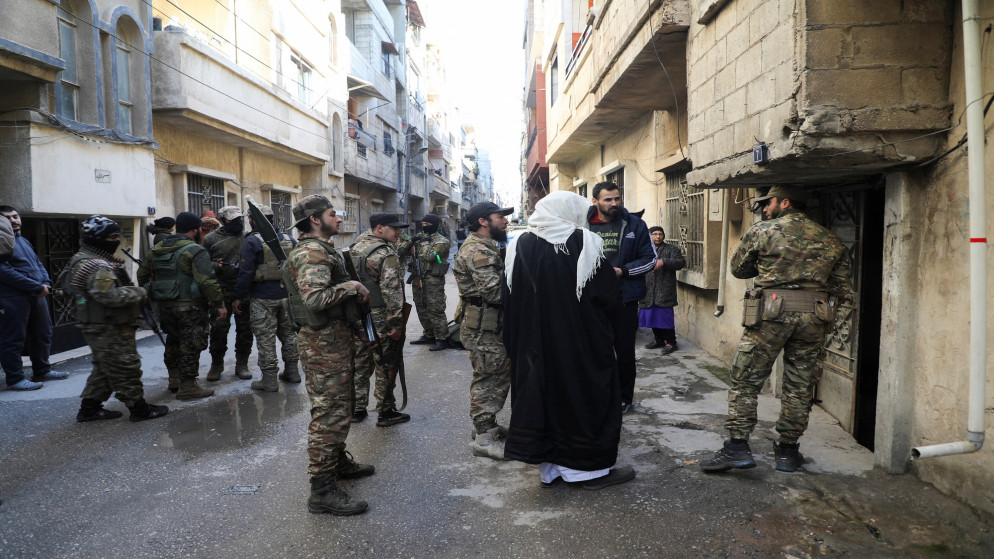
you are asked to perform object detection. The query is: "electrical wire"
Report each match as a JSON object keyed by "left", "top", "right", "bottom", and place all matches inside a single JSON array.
[{"left": 650, "top": 31, "right": 687, "bottom": 161}]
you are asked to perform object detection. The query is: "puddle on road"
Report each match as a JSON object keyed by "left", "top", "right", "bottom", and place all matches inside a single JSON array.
[{"left": 157, "top": 391, "right": 305, "bottom": 455}]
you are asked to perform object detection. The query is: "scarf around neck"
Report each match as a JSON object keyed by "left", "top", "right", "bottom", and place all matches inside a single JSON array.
[{"left": 505, "top": 191, "right": 604, "bottom": 301}]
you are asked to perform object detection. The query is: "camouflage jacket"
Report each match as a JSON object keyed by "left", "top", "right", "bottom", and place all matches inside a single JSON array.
[
  {"left": 202, "top": 228, "right": 245, "bottom": 288},
  {"left": 730, "top": 208, "right": 852, "bottom": 298},
  {"left": 137, "top": 236, "right": 224, "bottom": 308},
  {"left": 453, "top": 232, "right": 504, "bottom": 305},
  {"left": 411, "top": 232, "right": 450, "bottom": 275},
  {"left": 285, "top": 234, "right": 358, "bottom": 315},
  {"left": 64, "top": 246, "right": 145, "bottom": 323},
  {"left": 351, "top": 231, "right": 404, "bottom": 331}
]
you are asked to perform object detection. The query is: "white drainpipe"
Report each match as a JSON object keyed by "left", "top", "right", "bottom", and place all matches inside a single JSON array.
[
  {"left": 912, "top": 0, "right": 987, "bottom": 460},
  {"left": 714, "top": 188, "right": 732, "bottom": 318}
]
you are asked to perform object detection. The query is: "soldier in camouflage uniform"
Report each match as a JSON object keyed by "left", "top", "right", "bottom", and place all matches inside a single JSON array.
[
  {"left": 406, "top": 214, "right": 451, "bottom": 351},
  {"left": 453, "top": 202, "right": 514, "bottom": 461},
  {"left": 349, "top": 213, "right": 411, "bottom": 427},
  {"left": 701, "top": 186, "right": 852, "bottom": 474},
  {"left": 202, "top": 206, "right": 253, "bottom": 381},
  {"left": 65, "top": 216, "right": 169, "bottom": 423},
  {"left": 233, "top": 204, "right": 299, "bottom": 392},
  {"left": 285, "top": 195, "right": 374, "bottom": 516},
  {"left": 138, "top": 212, "right": 227, "bottom": 401}
]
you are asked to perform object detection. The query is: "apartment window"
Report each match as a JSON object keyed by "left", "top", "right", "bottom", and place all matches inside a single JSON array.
[
  {"left": 664, "top": 165, "right": 703, "bottom": 274},
  {"left": 384, "top": 132, "right": 394, "bottom": 156},
  {"left": 115, "top": 45, "right": 132, "bottom": 134},
  {"left": 293, "top": 56, "right": 312, "bottom": 104},
  {"left": 342, "top": 197, "right": 358, "bottom": 233},
  {"left": 270, "top": 191, "right": 292, "bottom": 232},
  {"left": 382, "top": 51, "right": 392, "bottom": 78},
  {"left": 605, "top": 168, "right": 625, "bottom": 205},
  {"left": 57, "top": 15, "right": 78, "bottom": 120},
  {"left": 357, "top": 142, "right": 368, "bottom": 158},
  {"left": 576, "top": 183, "right": 587, "bottom": 198},
  {"left": 187, "top": 174, "right": 226, "bottom": 215},
  {"left": 550, "top": 56, "right": 559, "bottom": 105},
  {"left": 344, "top": 10, "right": 356, "bottom": 45}
]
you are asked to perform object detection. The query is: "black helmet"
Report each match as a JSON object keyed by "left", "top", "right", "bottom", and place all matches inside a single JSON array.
[{"left": 82, "top": 215, "right": 121, "bottom": 242}]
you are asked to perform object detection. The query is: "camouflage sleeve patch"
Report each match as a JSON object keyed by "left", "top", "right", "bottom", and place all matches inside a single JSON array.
[
  {"left": 307, "top": 249, "right": 329, "bottom": 264},
  {"left": 472, "top": 253, "right": 492, "bottom": 267}
]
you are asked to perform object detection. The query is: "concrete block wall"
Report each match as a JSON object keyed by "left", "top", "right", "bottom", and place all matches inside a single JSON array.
[{"left": 687, "top": 0, "right": 797, "bottom": 168}]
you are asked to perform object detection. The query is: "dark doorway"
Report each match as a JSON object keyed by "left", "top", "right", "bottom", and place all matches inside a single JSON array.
[
  {"left": 23, "top": 217, "right": 85, "bottom": 355},
  {"left": 853, "top": 188, "right": 884, "bottom": 450}
]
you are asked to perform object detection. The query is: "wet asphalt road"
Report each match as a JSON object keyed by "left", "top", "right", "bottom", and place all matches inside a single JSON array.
[{"left": 2, "top": 277, "right": 992, "bottom": 558}]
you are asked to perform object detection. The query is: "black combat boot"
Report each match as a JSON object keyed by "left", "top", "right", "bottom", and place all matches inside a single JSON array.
[
  {"left": 336, "top": 451, "right": 375, "bottom": 479},
  {"left": 234, "top": 354, "right": 252, "bottom": 380},
  {"left": 700, "top": 440, "right": 756, "bottom": 472},
  {"left": 428, "top": 340, "right": 448, "bottom": 351},
  {"left": 129, "top": 399, "right": 169, "bottom": 422},
  {"left": 409, "top": 335, "right": 434, "bottom": 345},
  {"left": 773, "top": 441, "right": 804, "bottom": 472},
  {"left": 351, "top": 409, "right": 368, "bottom": 423},
  {"left": 377, "top": 409, "right": 411, "bottom": 427},
  {"left": 76, "top": 398, "right": 124, "bottom": 423},
  {"left": 307, "top": 476, "right": 368, "bottom": 516}
]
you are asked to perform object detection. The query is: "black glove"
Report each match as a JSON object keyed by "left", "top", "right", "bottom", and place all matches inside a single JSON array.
[{"left": 412, "top": 234, "right": 429, "bottom": 243}]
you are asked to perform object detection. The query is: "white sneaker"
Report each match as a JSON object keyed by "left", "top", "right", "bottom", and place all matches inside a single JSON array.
[{"left": 470, "top": 427, "right": 509, "bottom": 461}]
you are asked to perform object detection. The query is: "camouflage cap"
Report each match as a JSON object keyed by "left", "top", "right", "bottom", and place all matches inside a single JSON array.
[
  {"left": 218, "top": 205, "right": 243, "bottom": 221},
  {"left": 753, "top": 185, "right": 809, "bottom": 205},
  {"left": 256, "top": 204, "right": 274, "bottom": 216},
  {"left": 292, "top": 194, "right": 334, "bottom": 228}
]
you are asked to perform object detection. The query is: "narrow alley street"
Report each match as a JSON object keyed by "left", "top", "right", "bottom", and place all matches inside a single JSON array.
[{"left": 1, "top": 278, "right": 992, "bottom": 558}]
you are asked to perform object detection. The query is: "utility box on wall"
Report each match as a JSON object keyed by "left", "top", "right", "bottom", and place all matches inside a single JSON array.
[{"left": 708, "top": 188, "right": 743, "bottom": 222}]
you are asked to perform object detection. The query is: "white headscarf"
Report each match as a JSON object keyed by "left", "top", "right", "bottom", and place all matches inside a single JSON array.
[{"left": 505, "top": 191, "right": 604, "bottom": 301}]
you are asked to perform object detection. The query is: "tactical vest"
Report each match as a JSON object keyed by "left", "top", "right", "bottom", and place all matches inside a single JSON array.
[
  {"left": 349, "top": 238, "right": 390, "bottom": 309},
  {"left": 252, "top": 232, "right": 294, "bottom": 282},
  {"left": 146, "top": 244, "right": 202, "bottom": 302},
  {"left": 62, "top": 251, "right": 139, "bottom": 325},
  {"left": 281, "top": 238, "right": 350, "bottom": 329}
]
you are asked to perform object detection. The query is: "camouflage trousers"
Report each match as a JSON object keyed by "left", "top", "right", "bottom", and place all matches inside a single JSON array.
[
  {"left": 461, "top": 324, "right": 510, "bottom": 433},
  {"left": 249, "top": 297, "right": 298, "bottom": 374},
  {"left": 353, "top": 332, "right": 401, "bottom": 413},
  {"left": 209, "top": 292, "right": 253, "bottom": 363},
  {"left": 414, "top": 276, "right": 448, "bottom": 340},
  {"left": 159, "top": 305, "right": 210, "bottom": 380},
  {"left": 725, "top": 311, "right": 829, "bottom": 444},
  {"left": 299, "top": 320, "right": 357, "bottom": 477},
  {"left": 79, "top": 323, "right": 144, "bottom": 407}
]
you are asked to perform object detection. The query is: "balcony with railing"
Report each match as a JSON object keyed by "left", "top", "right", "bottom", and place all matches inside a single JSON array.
[
  {"left": 344, "top": 119, "right": 399, "bottom": 189},
  {"left": 546, "top": 0, "right": 689, "bottom": 164}
]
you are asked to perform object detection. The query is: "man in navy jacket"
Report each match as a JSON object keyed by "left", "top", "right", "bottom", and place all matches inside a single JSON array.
[
  {"left": 0, "top": 206, "right": 69, "bottom": 390},
  {"left": 586, "top": 183, "right": 656, "bottom": 413}
]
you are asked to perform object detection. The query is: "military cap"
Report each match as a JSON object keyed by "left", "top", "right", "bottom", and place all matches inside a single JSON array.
[
  {"left": 752, "top": 185, "right": 809, "bottom": 205},
  {"left": 292, "top": 195, "right": 334, "bottom": 228},
  {"left": 256, "top": 204, "right": 274, "bottom": 216},
  {"left": 466, "top": 202, "right": 513, "bottom": 225},
  {"left": 369, "top": 213, "right": 409, "bottom": 228},
  {"left": 218, "top": 206, "right": 243, "bottom": 221}
]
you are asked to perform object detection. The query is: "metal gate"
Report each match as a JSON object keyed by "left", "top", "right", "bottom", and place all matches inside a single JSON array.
[
  {"left": 187, "top": 173, "right": 226, "bottom": 215},
  {"left": 38, "top": 219, "right": 85, "bottom": 354}
]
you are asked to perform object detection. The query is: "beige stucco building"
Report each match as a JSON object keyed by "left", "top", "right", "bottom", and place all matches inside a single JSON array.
[{"left": 527, "top": 0, "right": 994, "bottom": 514}]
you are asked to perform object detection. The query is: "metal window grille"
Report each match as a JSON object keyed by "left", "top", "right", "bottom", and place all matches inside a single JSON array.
[
  {"left": 187, "top": 173, "right": 226, "bottom": 215},
  {"left": 664, "top": 166, "right": 703, "bottom": 274},
  {"left": 342, "top": 198, "right": 358, "bottom": 232},
  {"left": 270, "top": 191, "right": 292, "bottom": 232},
  {"left": 384, "top": 133, "right": 394, "bottom": 156},
  {"left": 357, "top": 142, "right": 367, "bottom": 158}
]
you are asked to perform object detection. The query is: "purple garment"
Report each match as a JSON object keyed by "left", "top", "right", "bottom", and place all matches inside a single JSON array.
[{"left": 638, "top": 306, "right": 674, "bottom": 329}]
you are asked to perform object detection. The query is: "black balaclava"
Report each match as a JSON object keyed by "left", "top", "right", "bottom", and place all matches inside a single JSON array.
[
  {"left": 223, "top": 218, "right": 244, "bottom": 235},
  {"left": 421, "top": 214, "right": 440, "bottom": 235}
]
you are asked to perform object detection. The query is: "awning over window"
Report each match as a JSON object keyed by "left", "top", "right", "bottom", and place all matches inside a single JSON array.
[
  {"left": 407, "top": 0, "right": 425, "bottom": 27},
  {"left": 346, "top": 75, "right": 390, "bottom": 102},
  {"left": 381, "top": 41, "right": 400, "bottom": 56}
]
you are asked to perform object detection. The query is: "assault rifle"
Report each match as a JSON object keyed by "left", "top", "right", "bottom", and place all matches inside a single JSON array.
[
  {"left": 341, "top": 249, "right": 382, "bottom": 357},
  {"left": 244, "top": 196, "right": 288, "bottom": 264},
  {"left": 120, "top": 249, "right": 166, "bottom": 345},
  {"left": 406, "top": 235, "right": 428, "bottom": 305}
]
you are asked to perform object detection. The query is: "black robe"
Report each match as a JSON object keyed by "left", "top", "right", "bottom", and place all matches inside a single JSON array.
[{"left": 502, "top": 230, "right": 622, "bottom": 471}]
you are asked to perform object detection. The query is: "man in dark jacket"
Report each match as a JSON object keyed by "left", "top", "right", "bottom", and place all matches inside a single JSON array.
[
  {"left": 639, "top": 226, "right": 686, "bottom": 354},
  {"left": 586, "top": 183, "right": 656, "bottom": 413},
  {"left": 0, "top": 206, "right": 69, "bottom": 390}
]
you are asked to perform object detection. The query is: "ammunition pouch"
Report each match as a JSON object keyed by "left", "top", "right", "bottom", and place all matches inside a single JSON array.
[
  {"left": 463, "top": 297, "right": 501, "bottom": 332},
  {"left": 813, "top": 296, "right": 838, "bottom": 324},
  {"left": 74, "top": 296, "right": 139, "bottom": 325},
  {"left": 146, "top": 244, "right": 201, "bottom": 303},
  {"left": 428, "top": 261, "right": 449, "bottom": 277},
  {"left": 280, "top": 260, "right": 345, "bottom": 330},
  {"left": 254, "top": 233, "right": 294, "bottom": 282},
  {"left": 741, "top": 289, "right": 763, "bottom": 328}
]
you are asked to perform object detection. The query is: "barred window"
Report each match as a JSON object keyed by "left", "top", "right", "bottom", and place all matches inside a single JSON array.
[
  {"left": 664, "top": 165, "right": 703, "bottom": 274},
  {"left": 357, "top": 142, "right": 367, "bottom": 158},
  {"left": 605, "top": 168, "right": 624, "bottom": 205},
  {"left": 342, "top": 197, "right": 358, "bottom": 233},
  {"left": 270, "top": 191, "right": 292, "bottom": 232},
  {"left": 187, "top": 174, "right": 226, "bottom": 215}
]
